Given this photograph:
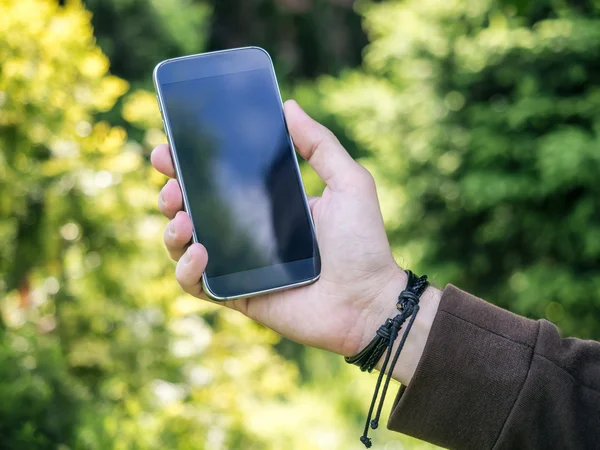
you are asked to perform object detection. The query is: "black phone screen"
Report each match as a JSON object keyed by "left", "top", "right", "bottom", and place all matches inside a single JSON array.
[{"left": 160, "top": 66, "right": 315, "bottom": 280}]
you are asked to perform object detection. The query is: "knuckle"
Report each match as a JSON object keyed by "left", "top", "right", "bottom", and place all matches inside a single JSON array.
[
  {"left": 339, "top": 165, "right": 376, "bottom": 194},
  {"left": 158, "top": 195, "right": 174, "bottom": 219},
  {"left": 321, "top": 127, "right": 340, "bottom": 149},
  {"left": 355, "top": 165, "right": 376, "bottom": 188},
  {"left": 168, "top": 248, "right": 183, "bottom": 262},
  {"left": 163, "top": 222, "right": 174, "bottom": 241},
  {"left": 164, "top": 230, "right": 184, "bottom": 257},
  {"left": 310, "top": 127, "right": 337, "bottom": 157},
  {"left": 175, "top": 266, "right": 189, "bottom": 288}
]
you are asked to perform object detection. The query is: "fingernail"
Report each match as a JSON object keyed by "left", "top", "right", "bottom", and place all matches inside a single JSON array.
[
  {"left": 160, "top": 189, "right": 167, "bottom": 207},
  {"left": 183, "top": 248, "right": 192, "bottom": 264},
  {"left": 168, "top": 220, "right": 176, "bottom": 237}
]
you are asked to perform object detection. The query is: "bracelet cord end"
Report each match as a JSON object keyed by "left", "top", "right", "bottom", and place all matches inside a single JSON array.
[
  {"left": 350, "top": 270, "right": 429, "bottom": 448},
  {"left": 360, "top": 435, "right": 372, "bottom": 448}
]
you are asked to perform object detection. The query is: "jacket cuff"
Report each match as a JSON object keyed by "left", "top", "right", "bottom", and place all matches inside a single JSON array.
[{"left": 387, "top": 285, "right": 539, "bottom": 449}]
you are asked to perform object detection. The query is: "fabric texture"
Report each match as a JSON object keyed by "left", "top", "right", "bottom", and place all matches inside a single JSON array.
[{"left": 387, "top": 285, "right": 600, "bottom": 449}]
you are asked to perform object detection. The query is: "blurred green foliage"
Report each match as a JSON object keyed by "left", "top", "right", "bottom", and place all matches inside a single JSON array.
[
  {"left": 321, "top": 0, "right": 600, "bottom": 338},
  {"left": 2, "top": 0, "right": 599, "bottom": 448},
  {"left": 0, "top": 0, "right": 431, "bottom": 449},
  {"left": 0, "top": 0, "right": 310, "bottom": 448}
]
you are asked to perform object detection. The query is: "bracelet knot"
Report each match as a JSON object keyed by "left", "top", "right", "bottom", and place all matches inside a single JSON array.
[
  {"left": 346, "top": 270, "right": 429, "bottom": 448},
  {"left": 397, "top": 290, "right": 419, "bottom": 312},
  {"left": 375, "top": 318, "right": 393, "bottom": 340}
]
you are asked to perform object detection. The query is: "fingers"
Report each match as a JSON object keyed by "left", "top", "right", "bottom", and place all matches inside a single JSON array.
[
  {"left": 284, "top": 100, "right": 358, "bottom": 189},
  {"left": 164, "top": 211, "right": 193, "bottom": 260},
  {"left": 153, "top": 146, "right": 188, "bottom": 259},
  {"left": 159, "top": 179, "right": 183, "bottom": 219},
  {"left": 151, "top": 144, "right": 176, "bottom": 178},
  {"left": 176, "top": 243, "right": 208, "bottom": 297}
]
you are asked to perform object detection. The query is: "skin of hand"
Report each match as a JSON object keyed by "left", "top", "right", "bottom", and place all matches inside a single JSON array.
[{"left": 151, "top": 100, "right": 442, "bottom": 386}]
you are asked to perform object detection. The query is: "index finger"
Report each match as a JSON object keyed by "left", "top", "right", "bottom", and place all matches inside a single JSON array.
[{"left": 151, "top": 144, "right": 176, "bottom": 178}]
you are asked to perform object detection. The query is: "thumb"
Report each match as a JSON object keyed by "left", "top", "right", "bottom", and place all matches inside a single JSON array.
[{"left": 284, "top": 99, "right": 357, "bottom": 189}]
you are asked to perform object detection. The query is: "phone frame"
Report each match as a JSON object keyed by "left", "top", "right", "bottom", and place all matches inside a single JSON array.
[{"left": 153, "top": 47, "right": 320, "bottom": 301}]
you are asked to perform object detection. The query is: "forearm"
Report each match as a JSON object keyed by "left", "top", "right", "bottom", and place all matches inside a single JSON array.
[{"left": 387, "top": 284, "right": 600, "bottom": 449}]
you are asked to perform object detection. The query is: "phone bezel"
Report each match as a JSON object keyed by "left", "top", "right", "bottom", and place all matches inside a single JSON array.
[{"left": 153, "top": 47, "right": 320, "bottom": 301}]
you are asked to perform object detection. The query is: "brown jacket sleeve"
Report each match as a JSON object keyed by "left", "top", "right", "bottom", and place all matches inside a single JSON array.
[{"left": 388, "top": 285, "right": 600, "bottom": 449}]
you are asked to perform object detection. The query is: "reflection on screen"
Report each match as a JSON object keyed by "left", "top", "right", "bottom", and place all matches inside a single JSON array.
[{"left": 162, "top": 68, "right": 314, "bottom": 278}]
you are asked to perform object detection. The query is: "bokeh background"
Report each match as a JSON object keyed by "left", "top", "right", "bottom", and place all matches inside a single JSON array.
[{"left": 1, "top": 0, "right": 600, "bottom": 448}]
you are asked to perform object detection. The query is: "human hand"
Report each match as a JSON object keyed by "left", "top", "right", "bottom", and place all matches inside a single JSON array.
[{"left": 151, "top": 100, "right": 441, "bottom": 385}]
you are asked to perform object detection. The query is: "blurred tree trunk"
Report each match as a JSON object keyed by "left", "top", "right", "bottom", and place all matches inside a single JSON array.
[
  {"left": 207, "top": 0, "right": 366, "bottom": 79},
  {"left": 85, "top": 0, "right": 367, "bottom": 86}
]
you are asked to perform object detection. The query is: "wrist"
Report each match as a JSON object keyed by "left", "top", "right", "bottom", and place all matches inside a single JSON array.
[{"left": 354, "top": 266, "right": 441, "bottom": 385}]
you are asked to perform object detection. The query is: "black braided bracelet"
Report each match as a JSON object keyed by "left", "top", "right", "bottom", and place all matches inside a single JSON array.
[{"left": 345, "top": 270, "right": 429, "bottom": 448}]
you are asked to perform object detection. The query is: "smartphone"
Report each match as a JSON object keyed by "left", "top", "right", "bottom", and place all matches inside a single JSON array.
[{"left": 153, "top": 47, "right": 321, "bottom": 301}]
